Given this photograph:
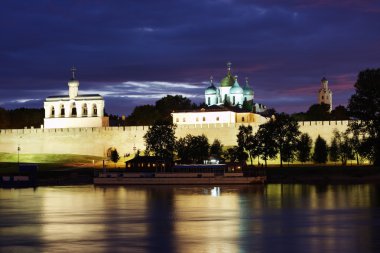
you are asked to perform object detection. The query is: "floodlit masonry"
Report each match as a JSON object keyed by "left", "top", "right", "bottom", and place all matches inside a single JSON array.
[
  {"left": 0, "top": 121, "right": 350, "bottom": 163},
  {"left": 43, "top": 67, "right": 109, "bottom": 129}
]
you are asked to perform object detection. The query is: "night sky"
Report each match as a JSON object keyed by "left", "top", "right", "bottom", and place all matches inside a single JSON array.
[{"left": 1, "top": 0, "right": 379, "bottom": 116}]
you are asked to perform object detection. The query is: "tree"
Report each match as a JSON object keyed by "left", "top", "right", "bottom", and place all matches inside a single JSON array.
[
  {"left": 242, "top": 99, "right": 253, "bottom": 111},
  {"left": 175, "top": 137, "right": 189, "bottom": 163},
  {"left": 175, "top": 134, "right": 210, "bottom": 163},
  {"left": 329, "top": 137, "right": 339, "bottom": 165},
  {"left": 0, "top": 107, "right": 44, "bottom": 129},
  {"left": 127, "top": 105, "right": 159, "bottom": 126},
  {"left": 223, "top": 146, "right": 248, "bottom": 164},
  {"left": 246, "top": 134, "right": 261, "bottom": 166},
  {"left": 210, "top": 139, "right": 223, "bottom": 159},
  {"left": 224, "top": 147, "right": 239, "bottom": 162},
  {"left": 348, "top": 68, "right": 380, "bottom": 165},
  {"left": 330, "top": 105, "right": 349, "bottom": 120},
  {"left": 188, "top": 135, "right": 210, "bottom": 163},
  {"left": 339, "top": 133, "right": 354, "bottom": 165},
  {"left": 144, "top": 122, "right": 176, "bottom": 161},
  {"left": 110, "top": 148, "right": 120, "bottom": 168},
  {"left": 313, "top": 135, "right": 328, "bottom": 164},
  {"left": 297, "top": 133, "right": 312, "bottom": 164},
  {"left": 346, "top": 122, "right": 368, "bottom": 165},
  {"left": 237, "top": 125, "right": 254, "bottom": 165},
  {"left": 306, "top": 104, "right": 331, "bottom": 121},
  {"left": 155, "top": 95, "right": 196, "bottom": 121},
  {"left": 256, "top": 122, "right": 277, "bottom": 167},
  {"left": 271, "top": 113, "right": 301, "bottom": 166}
]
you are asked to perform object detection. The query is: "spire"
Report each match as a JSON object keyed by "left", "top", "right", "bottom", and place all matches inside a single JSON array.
[
  {"left": 71, "top": 66, "right": 77, "bottom": 80},
  {"left": 210, "top": 75, "right": 214, "bottom": 85},
  {"left": 245, "top": 77, "right": 249, "bottom": 86},
  {"left": 227, "top": 62, "right": 232, "bottom": 73}
]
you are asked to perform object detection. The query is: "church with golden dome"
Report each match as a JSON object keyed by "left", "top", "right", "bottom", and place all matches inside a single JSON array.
[{"left": 204, "top": 62, "right": 267, "bottom": 113}]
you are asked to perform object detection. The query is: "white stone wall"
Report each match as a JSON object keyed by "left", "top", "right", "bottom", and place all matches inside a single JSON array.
[
  {"left": 0, "top": 120, "right": 351, "bottom": 158},
  {"left": 44, "top": 117, "right": 109, "bottom": 129},
  {"left": 173, "top": 111, "right": 237, "bottom": 125}
]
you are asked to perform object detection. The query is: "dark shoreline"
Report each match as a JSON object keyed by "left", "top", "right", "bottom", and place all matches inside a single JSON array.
[{"left": 1, "top": 165, "right": 380, "bottom": 187}]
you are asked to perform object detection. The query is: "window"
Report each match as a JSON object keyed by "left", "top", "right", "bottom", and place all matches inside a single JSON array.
[
  {"left": 322, "top": 96, "right": 324, "bottom": 100},
  {"left": 71, "top": 102, "right": 77, "bottom": 117},
  {"left": 242, "top": 117, "right": 245, "bottom": 122},
  {"left": 51, "top": 107, "right": 55, "bottom": 117},
  {"left": 196, "top": 117, "right": 199, "bottom": 122},
  {"left": 60, "top": 105, "right": 65, "bottom": 117},
  {"left": 208, "top": 97, "right": 210, "bottom": 105},
  {"left": 93, "top": 104, "right": 97, "bottom": 116},
  {"left": 203, "top": 117, "right": 206, "bottom": 122},
  {"left": 233, "top": 96, "right": 235, "bottom": 105},
  {"left": 83, "top": 104, "right": 88, "bottom": 116},
  {"left": 176, "top": 118, "right": 179, "bottom": 122},
  {"left": 183, "top": 118, "right": 186, "bottom": 122},
  {"left": 216, "top": 117, "right": 219, "bottom": 121}
]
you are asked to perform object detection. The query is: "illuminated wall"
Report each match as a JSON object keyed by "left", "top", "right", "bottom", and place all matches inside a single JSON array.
[{"left": 0, "top": 121, "right": 349, "bottom": 160}]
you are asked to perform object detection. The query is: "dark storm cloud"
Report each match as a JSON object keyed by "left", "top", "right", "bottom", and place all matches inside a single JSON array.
[{"left": 0, "top": 0, "right": 379, "bottom": 115}]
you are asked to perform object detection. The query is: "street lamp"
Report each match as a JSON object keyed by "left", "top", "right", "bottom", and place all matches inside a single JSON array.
[{"left": 17, "top": 145, "right": 21, "bottom": 168}]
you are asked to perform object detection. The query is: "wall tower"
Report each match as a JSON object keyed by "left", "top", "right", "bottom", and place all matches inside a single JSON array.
[{"left": 318, "top": 77, "right": 333, "bottom": 112}]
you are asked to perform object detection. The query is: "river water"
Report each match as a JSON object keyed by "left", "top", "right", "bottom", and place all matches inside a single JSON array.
[{"left": 1, "top": 184, "right": 380, "bottom": 253}]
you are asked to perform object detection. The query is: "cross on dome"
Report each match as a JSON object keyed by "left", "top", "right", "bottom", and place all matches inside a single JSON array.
[
  {"left": 71, "top": 66, "right": 77, "bottom": 80},
  {"left": 227, "top": 62, "right": 232, "bottom": 72}
]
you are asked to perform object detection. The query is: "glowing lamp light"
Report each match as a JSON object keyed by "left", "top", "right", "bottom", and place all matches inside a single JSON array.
[{"left": 211, "top": 187, "right": 220, "bottom": 197}]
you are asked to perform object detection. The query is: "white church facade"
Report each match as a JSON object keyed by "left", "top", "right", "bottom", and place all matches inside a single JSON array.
[
  {"left": 172, "top": 63, "right": 270, "bottom": 125},
  {"left": 43, "top": 67, "right": 109, "bottom": 129}
]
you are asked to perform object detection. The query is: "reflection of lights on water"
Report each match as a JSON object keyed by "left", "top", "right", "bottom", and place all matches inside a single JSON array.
[{"left": 211, "top": 187, "right": 220, "bottom": 197}]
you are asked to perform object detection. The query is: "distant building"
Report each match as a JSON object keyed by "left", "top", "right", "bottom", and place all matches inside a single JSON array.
[
  {"left": 43, "top": 67, "right": 109, "bottom": 128},
  {"left": 125, "top": 156, "right": 172, "bottom": 171},
  {"left": 204, "top": 62, "right": 267, "bottom": 113},
  {"left": 318, "top": 77, "right": 333, "bottom": 112},
  {"left": 172, "top": 107, "right": 268, "bottom": 125}
]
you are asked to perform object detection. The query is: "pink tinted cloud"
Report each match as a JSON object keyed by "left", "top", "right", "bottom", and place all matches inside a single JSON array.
[{"left": 283, "top": 73, "right": 355, "bottom": 97}]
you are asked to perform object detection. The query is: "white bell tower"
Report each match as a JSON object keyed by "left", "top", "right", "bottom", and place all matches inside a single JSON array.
[{"left": 318, "top": 77, "right": 333, "bottom": 112}]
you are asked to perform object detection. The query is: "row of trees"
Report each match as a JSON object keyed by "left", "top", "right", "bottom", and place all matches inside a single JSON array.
[
  {"left": 143, "top": 123, "right": 225, "bottom": 163},
  {"left": 0, "top": 107, "right": 44, "bottom": 129},
  {"left": 142, "top": 114, "right": 375, "bottom": 167},
  {"left": 292, "top": 104, "right": 350, "bottom": 121},
  {"left": 126, "top": 95, "right": 198, "bottom": 125}
]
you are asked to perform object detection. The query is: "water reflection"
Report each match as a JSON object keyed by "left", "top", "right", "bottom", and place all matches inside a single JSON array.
[{"left": 0, "top": 184, "right": 379, "bottom": 253}]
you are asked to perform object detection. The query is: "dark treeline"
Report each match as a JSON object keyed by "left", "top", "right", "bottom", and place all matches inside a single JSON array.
[
  {"left": 0, "top": 107, "right": 44, "bottom": 129},
  {"left": 292, "top": 104, "right": 350, "bottom": 121},
  {"left": 107, "top": 95, "right": 199, "bottom": 126},
  {"left": 126, "top": 95, "right": 198, "bottom": 126}
]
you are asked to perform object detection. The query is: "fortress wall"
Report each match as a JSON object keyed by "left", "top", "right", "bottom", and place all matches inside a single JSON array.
[
  {"left": 0, "top": 120, "right": 352, "bottom": 158},
  {"left": 298, "top": 120, "right": 349, "bottom": 145},
  {"left": 0, "top": 126, "right": 149, "bottom": 157}
]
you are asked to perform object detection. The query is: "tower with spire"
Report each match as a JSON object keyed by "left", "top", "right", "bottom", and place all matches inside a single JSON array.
[{"left": 318, "top": 77, "right": 333, "bottom": 112}]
